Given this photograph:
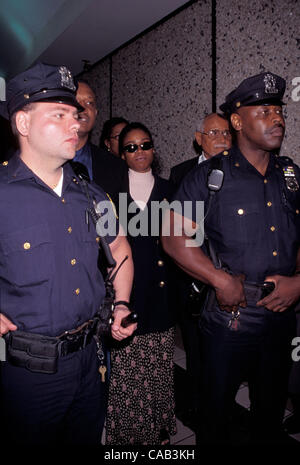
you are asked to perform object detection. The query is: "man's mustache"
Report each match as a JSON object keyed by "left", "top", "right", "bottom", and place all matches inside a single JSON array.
[
  {"left": 214, "top": 143, "right": 229, "bottom": 148},
  {"left": 265, "top": 123, "right": 285, "bottom": 134}
]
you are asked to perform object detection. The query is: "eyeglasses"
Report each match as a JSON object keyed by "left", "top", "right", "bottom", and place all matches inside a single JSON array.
[
  {"left": 123, "top": 141, "right": 153, "bottom": 153},
  {"left": 201, "top": 129, "right": 231, "bottom": 139}
]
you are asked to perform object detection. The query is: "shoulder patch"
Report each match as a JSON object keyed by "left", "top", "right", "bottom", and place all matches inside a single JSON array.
[{"left": 106, "top": 193, "right": 118, "bottom": 219}]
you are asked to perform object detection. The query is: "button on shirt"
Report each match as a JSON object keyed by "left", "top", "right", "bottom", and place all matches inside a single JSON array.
[
  {"left": 0, "top": 156, "right": 118, "bottom": 336},
  {"left": 173, "top": 146, "right": 300, "bottom": 283}
]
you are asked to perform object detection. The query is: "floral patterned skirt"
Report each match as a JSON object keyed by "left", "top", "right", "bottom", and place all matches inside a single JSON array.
[{"left": 105, "top": 327, "right": 177, "bottom": 445}]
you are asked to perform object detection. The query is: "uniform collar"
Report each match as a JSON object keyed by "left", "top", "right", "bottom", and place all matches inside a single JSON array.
[
  {"left": 7, "top": 153, "right": 36, "bottom": 183},
  {"left": 230, "top": 145, "right": 278, "bottom": 174},
  {"left": 6, "top": 153, "right": 76, "bottom": 190}
]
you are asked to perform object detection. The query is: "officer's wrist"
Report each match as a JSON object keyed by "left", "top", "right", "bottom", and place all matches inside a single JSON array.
[
  {"left": 113, "top": 301, "right": 131, "bottom": 312},
  {"left": 212, "top": 268, "right": 230, "bottom": 290}
]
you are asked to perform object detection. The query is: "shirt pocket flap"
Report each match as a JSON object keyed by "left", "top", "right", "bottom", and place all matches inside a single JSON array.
[{"left": 0, "top": 224, "right": 51, "bottom": 256}]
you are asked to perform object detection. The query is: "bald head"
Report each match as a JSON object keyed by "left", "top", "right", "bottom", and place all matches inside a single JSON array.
[{"left": 195, "top": 113, "right": 232, "bottom": 159}]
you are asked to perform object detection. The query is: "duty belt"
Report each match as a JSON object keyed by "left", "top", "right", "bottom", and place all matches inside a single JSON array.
[
  {"left": 206, "top": 280, "right": 275, "bottom": 312},
  {"left": 56, "top": 319, "right": 98, "bottom": 356},
  {"left": 4, "top": 318, "right": 99, "bottom": 374},
  {"left": 243, "top": 281, "right": 274, "bottom": 303}
]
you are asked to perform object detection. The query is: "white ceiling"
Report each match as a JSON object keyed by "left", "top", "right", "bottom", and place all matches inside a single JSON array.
[{"left": 0, "top": 0, "right": 190, "bottom": 79}]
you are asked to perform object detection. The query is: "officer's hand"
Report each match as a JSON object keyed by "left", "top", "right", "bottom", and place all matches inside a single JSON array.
[
  {"left": 111, "top": 306, "right": 137, "bottom": 341},
  {"left": 0, "top": 313, "right": 17, "bottom": 336},
  {"left": 257, "top": 274, "right": 300, "bottom": 312},
  {"left": 215, "top": 272, "right": 247, "bottom": 313}
]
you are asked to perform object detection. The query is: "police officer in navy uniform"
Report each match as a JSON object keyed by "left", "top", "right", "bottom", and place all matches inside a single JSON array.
[
  {"left": 162, "top": 72, "right": 300, "bottom": 444},
  {"left": 0, "top": 62, "right": 136, "bottom": 445}
]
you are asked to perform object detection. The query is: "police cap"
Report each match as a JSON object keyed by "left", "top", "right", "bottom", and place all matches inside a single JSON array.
[
  {"left": 219, "top": 72, "right": 286, "bottom": 115},
  {"left": 0, "top": 62, "right": 83, "bottom": 119}
]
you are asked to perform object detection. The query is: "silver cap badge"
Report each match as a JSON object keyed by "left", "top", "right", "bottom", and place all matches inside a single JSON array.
[
  {"left": 263, "top": 73, "right": 279, "bottom": 94},
  {"left": 58, "top": 66, "right": 76, "bottom": 91}
]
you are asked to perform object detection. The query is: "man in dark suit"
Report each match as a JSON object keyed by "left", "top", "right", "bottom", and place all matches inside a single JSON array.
[
  {"left": 170, "top": 113, "right": 231, "bottom": 186},
  {"left": 169, "top": 112, "right": 232, "bottom": 429},
  {"left": 73, "top": 80, "right": 127, "bottom": 205}
]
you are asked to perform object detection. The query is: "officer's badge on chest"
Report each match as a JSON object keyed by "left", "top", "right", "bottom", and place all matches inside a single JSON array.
[{"left": 283, "top": 166, "right": 299, "bottom": 192}]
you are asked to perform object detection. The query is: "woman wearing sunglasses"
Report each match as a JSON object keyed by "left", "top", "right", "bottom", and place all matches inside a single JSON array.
[{"left": 105, "top": 122, "right": 176, "bottom": 445}]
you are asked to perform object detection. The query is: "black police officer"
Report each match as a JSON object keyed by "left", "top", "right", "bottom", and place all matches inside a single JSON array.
[
  {"left": 162, "top": 72, "right": 300, "bottom": 444},
  {"left": 0, "top": 62, "right": 136, "bottom": 445}
]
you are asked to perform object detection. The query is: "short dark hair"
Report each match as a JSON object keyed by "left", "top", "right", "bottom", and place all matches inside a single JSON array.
[
  {"left": 118, "top": 121, "right": 161, "bottom": 174},
  {"left": 75, "top": 78, "right": 92, "bottom": 88},
  {"left": 99, "top": 117, "right": 129, "bottom": 148},
  {"left": 118, "top": 122, "right": 153, "bottom": 156}
]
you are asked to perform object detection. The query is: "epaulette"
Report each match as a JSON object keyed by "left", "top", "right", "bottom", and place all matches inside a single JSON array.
[
  {"left": 275, "top": 155, "right": 295, "bottom": 165},
  {"left": 207, "top": 151, "right": 230, "bottom": 171},
  {"left": 105, "top": 192, "right": 118, "bottom": 219}
]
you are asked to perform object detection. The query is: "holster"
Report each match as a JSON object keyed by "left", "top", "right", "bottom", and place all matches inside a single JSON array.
[
  {"left": 187, "top": 280, "right": 211, "bottom": 317},
  {"left": 4, "top": 317, "right": 103, "bottom": 374},
  {"left": 5, "top": 331, "right": 59, "bottom": 374},
  {"left": 96, "top": 280, "right": 114, "bottom": 336}
]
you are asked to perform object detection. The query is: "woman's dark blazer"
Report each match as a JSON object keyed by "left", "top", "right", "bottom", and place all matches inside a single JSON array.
[{"left": 120, "top": 173, "right": 175, "bottom": 336}]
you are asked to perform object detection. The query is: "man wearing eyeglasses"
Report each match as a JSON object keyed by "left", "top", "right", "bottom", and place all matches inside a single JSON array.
[
  {"left": 73, "top": 80, "right": 127, "bottom": 206},
  {"left": 169, "top": 112, "right": 232, "bottom": 430},
  {"left": 169, "top": 113, "right": 232, "bottom": 187}
]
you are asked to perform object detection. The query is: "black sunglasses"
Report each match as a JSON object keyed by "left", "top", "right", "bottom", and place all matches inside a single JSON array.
[{"left": 123, "top": 141, "right": 153, "bottom": 153}]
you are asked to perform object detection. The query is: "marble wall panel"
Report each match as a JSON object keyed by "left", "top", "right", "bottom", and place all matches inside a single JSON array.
[
  {"left": 111, "top": 0, "right": 212, "bottom": 177},
  {"left": 216, "top": 0, "right": 300, "bottom": 165},
  {"left": 80, "top": 0, "right": 300, "bottom": 170}
]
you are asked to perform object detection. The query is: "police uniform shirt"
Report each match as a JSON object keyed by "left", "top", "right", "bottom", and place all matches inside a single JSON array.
[
  {"left": 0, "top": 155, "right": 118, "bottom": 336},
  {"left": 173, "top": 146, "right": 300, "bottom": 283}
]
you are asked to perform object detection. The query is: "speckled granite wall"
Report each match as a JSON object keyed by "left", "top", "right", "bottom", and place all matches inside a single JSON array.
[
  {"left": 216, "top": 0, "right": 300, "bottom": 166},
  {"left": 80, "top": 0, "right": 211, "bottom": 177},
  {"left": 80, "top": 59, "right": 110, "bottom": 146},
  {"left": 110, "top": 1, "right": 211, "bottom": 177},
  {"left": 80, "top": 0, "right": 300, "bottom": 175}
]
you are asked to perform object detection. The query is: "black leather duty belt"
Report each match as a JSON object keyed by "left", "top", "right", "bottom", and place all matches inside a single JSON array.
[
  {"left": 4, "top": 319, "right": 99, "bottom": 374},
  {"left": 56, "top": 319, "right": 98, "bottom": 356},
  {"left": 206, "top": 280, "right": 275, "bottom": 312},
  {"left": 243, "top": 281, "right": 274, "bottom": 303}
]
